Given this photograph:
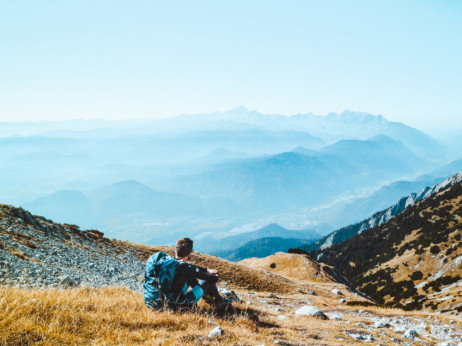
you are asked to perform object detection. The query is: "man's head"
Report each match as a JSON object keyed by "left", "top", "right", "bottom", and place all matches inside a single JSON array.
[{"left": 175, "top": 237, "right": 193, "bottom": 259}]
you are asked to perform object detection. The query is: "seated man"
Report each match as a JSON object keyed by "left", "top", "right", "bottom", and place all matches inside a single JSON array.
[
  {"left": 144, "top": 237, "right": 231, "bottom": 310},
  {"left": 170, "top": 238, "right": 231, "bottom": 309}
]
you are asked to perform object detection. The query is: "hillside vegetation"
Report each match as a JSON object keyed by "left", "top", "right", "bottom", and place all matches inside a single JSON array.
[{"left": 312, "top": 175, "right": 462, "bottom": 313}]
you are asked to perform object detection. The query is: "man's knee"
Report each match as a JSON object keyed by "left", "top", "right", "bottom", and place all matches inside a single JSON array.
[{"left": 185, "top": 284, "right": 204, "bottom": 303}]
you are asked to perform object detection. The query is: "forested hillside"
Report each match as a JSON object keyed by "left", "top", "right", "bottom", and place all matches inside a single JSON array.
[{"left": 311, "top": 173, "right": 462, "bottom": 312}]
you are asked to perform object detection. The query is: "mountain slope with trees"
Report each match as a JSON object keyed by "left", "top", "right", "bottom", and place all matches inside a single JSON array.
[{"left": 310, "top": 173, "right": 462, "bottom": 312}]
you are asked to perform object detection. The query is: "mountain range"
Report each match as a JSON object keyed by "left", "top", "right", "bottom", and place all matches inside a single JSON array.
[
  {"left": 196, "top": 223, "right": 320, "bottom": 258},
  {"left": 20, "top": 133, "right": 434, "bottom": 248},
  {"left": 0, "top": 108, "right": 455, "bottom": 251}
]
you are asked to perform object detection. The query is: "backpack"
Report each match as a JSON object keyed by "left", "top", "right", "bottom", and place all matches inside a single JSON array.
[{"left": 144, "top": 251, "right": 179, "bottom": 309}]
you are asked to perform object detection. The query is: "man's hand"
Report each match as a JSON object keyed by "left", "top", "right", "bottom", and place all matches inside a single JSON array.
[{"left": 207, "top": 268, "right": 219, "bottom": 276}]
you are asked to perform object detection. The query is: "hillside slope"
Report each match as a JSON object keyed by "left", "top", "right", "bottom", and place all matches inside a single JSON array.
[
  {"left": 240, "top": 252, "right": 358, "bottom": 290},
  {"left": 1, "top": 203, "right": 461, "bottom": 344},
  {"left": 0, "top": 204, "right": 295, "bottom": 293},
  {"left": 311, "top": 173, "right": 462, "bottom": 313}
]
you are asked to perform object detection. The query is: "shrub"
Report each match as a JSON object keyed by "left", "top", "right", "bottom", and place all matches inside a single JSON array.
[
  {"left": 288, "top": 248, "right": 309, "bottom": 255},
  {"left": 410, "top": 271, "right": 423, "bottom": 281},
  {"left": 429, "top": 245, "right": 440, "bottom": 254},
  {"left": 346, "top": 301, "right": 377, "bottom": 307},
  {"left": 63, "top": 224, "right": 80, "bottom": 231}
]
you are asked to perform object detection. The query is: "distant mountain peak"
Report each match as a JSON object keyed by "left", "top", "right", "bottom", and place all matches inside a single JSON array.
[
  {"left": 111, "top": 180, "right": 148, "bottom": 189},
  {"left": 228, "top": 105, "right": 249, "bottom": 114},
  {"left": 290, "top": 146, "right": 319, "bottom": 156},
  {"left": 337, "top": 110, "right": 386, "bottom": 123},
  {"left": 368, "top": 134, "right": 395, "bottom": 142}
]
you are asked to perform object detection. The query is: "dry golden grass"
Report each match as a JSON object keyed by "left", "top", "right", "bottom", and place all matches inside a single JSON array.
[
  {"left": 0, "top": 286, "right": 280, "bottom": 345},
  {"left": 239, "top": 252, "right": 339, "bottom": 283},
  {"left": 4, "top": 285, "right": 449, "bottom": 346},
  {"left": 2, "top": 281, "right": 461, "bottom": 345}
]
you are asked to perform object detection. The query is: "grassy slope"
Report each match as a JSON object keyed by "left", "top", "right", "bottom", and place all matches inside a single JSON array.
[
  {"left": 2, "top": 281, "right": 461, "bottom": 345},
  {"left": 0, "top": 286, "right": 266, "bottom": 345}
]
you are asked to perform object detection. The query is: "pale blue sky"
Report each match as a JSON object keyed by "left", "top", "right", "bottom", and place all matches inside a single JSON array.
[{"left": 1, "top": 1, "right": 461, "bottom": 130}]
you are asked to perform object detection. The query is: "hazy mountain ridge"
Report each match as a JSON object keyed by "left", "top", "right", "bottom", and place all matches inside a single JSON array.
[
  {"left": 163, "top": 135, "right": 427, "bottom": 210},
  {"left": 301, "top": 157, "right": 462, "bottom": 233},
  {"left": 21, "top": 134, "right": 429, "bottom": 248},
  {"left": 309, "top": 172, "right": 462, "bottom": 312},
  {"left": 177, "top": 108, "right": 446, "bottom": 159},
  {"left": 0, "top": 109, "right": 450, "bottom": 248},
  {"left": 215, "top": 237, "right": 315, "bottom": 262},
  {"left": 197, "top": 223, "right": 320, "bottom": 259}
]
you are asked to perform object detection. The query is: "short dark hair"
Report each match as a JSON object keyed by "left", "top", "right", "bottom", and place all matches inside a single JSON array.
[{"left": 176, "top": 238, "right": 193, "bottom": 258}]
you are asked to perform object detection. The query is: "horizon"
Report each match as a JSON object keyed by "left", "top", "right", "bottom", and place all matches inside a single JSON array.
[
  {"left": 0, "top": 106, "right": 449, "bottom": 135},
  {"left": 1, "top": 1, "right": 461, "bottom": 132}
]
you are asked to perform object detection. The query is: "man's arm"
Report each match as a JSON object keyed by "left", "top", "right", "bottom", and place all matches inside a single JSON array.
[
  {"left": 189, "top": 263, "right": 219, "bottom": 283},
  {"left": 193, "top": 264, "right": 219, "bottom": 276}
]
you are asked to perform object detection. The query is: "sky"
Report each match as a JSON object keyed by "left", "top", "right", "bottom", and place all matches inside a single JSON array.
[{"left": 1, "top": 0, "right": 461, "bottom": 131}]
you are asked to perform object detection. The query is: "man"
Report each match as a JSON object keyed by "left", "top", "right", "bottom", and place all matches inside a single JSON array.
[{"left": 145, "top": 237, "right": 231, "bottom": 310}]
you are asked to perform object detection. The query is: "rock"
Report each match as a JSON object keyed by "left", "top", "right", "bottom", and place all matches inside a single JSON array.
[
  {"left": 306, "top": 290, "right": 316, "bottom": 295},
  {"left": 329, "top": 314, "right": 343, "bottom": 321},
  {"left": 344, "top": 331, "right": 373, "bottom": 342},
  {"left": 278, "top": 315, "right": 286, "bottom": 320},
  {"left": 274, "top": 307, "right": 287, "bottom": 312},
  {"left": 332, "top": 289, "right": 343, "bottom": 295},
  {"left": 373, "top": 320, "right": 390, "bottom": 328},
  {"left": 220, "top": 289, "right": 240, "bottom": 302},
  {"left": 295, "top": 305, "right": 328, "bottom": 320},
  {"left": 404, "top": 329, "right": 418, "bottom": 340},
  {"left": 339, "top": 298, "right": 346, "bottom": 304},
  {"left": 208, "top": 326, "right": 222, "bottom": 338},
  {"left": 59, "top": 275, "right": 79, "bottom": 288}
]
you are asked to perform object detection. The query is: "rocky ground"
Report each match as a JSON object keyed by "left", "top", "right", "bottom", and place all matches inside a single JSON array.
[
  {"left": 231, "top": 285, "right": 462, "bottom": 345},
  {"left": 0, "top": 205, "right": 145, "bottom": 290}
]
